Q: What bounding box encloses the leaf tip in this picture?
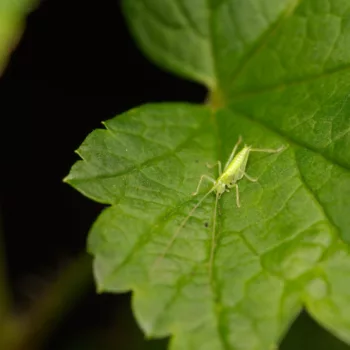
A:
[62,172,75,185]
[74,149,82,158]
[62,173,72,184]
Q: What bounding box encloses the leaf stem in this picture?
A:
[205,88,225,110]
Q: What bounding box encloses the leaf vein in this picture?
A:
[233,63,350,99]
[232,108,350,172]
[229,0,302,90]
[75,124,206,183]
[292,150,340,244]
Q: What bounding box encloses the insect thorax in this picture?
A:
[214,180,226,196]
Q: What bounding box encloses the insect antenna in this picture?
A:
[152,187,215,270]
[209,191,220,280]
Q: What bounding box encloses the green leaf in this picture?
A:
[0,0,39,76]
[122,0,215,88]
[66,0,350,349]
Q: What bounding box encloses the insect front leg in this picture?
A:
[192,175,216,196]
[227,182,240,207]
[234,184,240,208]
[206,160,222,176]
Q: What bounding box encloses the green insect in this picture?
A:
[154,136,286,276]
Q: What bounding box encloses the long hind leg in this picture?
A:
[243,172,258,182]
[250,145,285,154]
[247,144,285,182]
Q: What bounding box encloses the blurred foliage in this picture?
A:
[0,0,39,75]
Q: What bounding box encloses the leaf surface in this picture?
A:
[66,0,350,349]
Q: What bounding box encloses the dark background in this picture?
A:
[0,0,348,349]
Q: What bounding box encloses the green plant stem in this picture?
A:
[205,88,225,110]
[1,252,93,350]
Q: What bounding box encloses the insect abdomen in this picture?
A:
[221,147,249,184]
